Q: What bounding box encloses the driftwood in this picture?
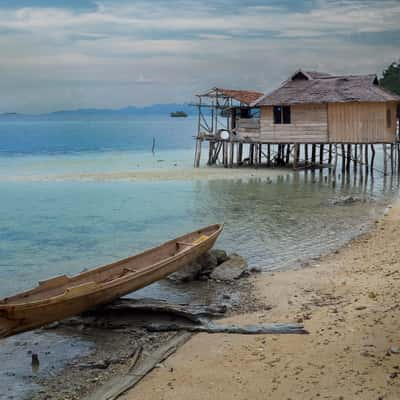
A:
[84,332,192,400]
[127,346,142,372]
[145,320,308,335]
[93,298,228,323]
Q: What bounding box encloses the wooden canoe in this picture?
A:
[0,224,223,339]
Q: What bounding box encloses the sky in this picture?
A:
[0,0,399,113]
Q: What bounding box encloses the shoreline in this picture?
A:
[119,201,400,400]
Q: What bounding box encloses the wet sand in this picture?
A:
[0,166,288,182]
[121,202,400,400]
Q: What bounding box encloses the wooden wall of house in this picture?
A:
[258,104,328,143]
[328,102,397,143]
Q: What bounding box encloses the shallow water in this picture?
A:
[0,170,397,299]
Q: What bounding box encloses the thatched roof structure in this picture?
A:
[198,87,264,106]
[253,70,400,106]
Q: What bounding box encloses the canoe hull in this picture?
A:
[0,225,221,338]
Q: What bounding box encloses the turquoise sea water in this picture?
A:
[0,116,399,399]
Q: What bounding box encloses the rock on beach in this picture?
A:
[210,254,248,282]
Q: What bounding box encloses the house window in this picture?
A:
[273,105,291,124]
[387,108,392,129]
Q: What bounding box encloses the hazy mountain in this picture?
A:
[0,104,197,119]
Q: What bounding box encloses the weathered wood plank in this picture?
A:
[84,332,192,400]
[93,298,228,323]
[145,320,308,335]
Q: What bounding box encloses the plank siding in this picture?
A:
[328,102,397,143]
[235,102,397,143]
[258,104,328,143]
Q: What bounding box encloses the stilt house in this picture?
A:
[251,70,399,144]
[194,70,400,172]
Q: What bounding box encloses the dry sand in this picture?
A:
[121,202,400,400]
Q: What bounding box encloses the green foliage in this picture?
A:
[380,61,400,95]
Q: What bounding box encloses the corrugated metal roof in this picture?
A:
[254,71,400,106]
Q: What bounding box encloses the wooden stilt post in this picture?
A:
[229,142,234,168]
[258,144,262,164]
[334,144,338,173]
[319,144,324,166]
[390,143,394,174]
[293,144,299,169]
[223,141,228,168]
[285,145,291,165]
[267,144,271,166]
[194,138,202,168]
[213,141,222,164]
[237,143,243,165]
[277,144,282,165]
[341,144,345,173]
[254,144,259,166]
[359,144,363,175]
[364,144,369,173]
[304,144,308,166]
[249,144,254,165]
[328,144,332,165]
[346,144,351,172]
[383,144,388,176]
[397,143,400,173]
[370,144,375,173]
[354,145,358,171]
[207,141,214,165]
[311,144,316,165]
[297,144,300,165]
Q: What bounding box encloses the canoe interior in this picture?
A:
[0,224,221,306]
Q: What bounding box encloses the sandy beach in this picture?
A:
[119,202,400,400]
[0,166,289,182]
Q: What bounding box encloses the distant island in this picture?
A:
[0,103,197,120]
[170,111,188,117]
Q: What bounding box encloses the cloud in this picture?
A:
[0,0,398,112]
